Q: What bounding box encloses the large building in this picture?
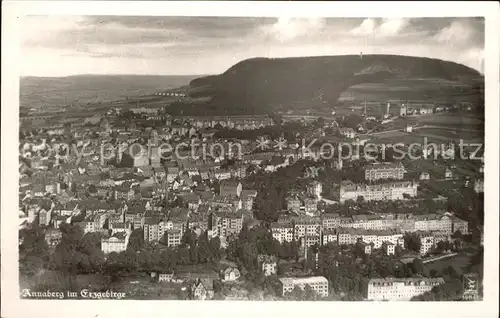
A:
[293,217,321,241]
[211,210,244,238]
[279,276,329,297]
[366,277,445,301]
[219,180,242,198]
[365,162,406,182]
[271,221,294,243]
[419,232,435,256]
[335,228,404,249]
[306,181,323,199]
[172,115,274,131]
[413,214,452,235]
[451,216,469,234]
[339,180,418,203]
[101,231,131,254]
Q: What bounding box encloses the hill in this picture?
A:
[186,55,483,112]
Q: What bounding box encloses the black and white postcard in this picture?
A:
[1,2,499,318]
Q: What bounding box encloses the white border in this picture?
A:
[2,2,499,318]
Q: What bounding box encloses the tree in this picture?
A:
[411,258,424,275]
[404,233,421,253]
[197,231,212,263]
[434,241,446,254]
[181,229,195,246]
[127,229,144,252]
[176,245,191,265]
[209,236,221,260]
[290,240,300,262]
[19,227,49,278]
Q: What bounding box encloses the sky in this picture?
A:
[20,16,485,77]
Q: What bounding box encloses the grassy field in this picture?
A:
[424,253,472,275]
[416,113,484,127]
[414,128,483,143]
[371,133,445,146]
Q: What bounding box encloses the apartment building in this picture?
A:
[302,235,321,248]
[279,276,329,297]
[322,228,338,245]
[271,221,294,243]
[306,181,323,199]
[382,241,396,256]
[451,216,469,234]
[211,210,244,238]
[419,232,435,256]
[258,254,278,276]
[38,208,52,226]
[365,162,406,182]
[219,180,242,198]
[366,277,445,301]
[321,213,341,230]
[339,180,418,203]
[143,217,164,242]
[101,231,131,254]
[286,196,302,213]
[336,228,404,249]
[413,214,452,235]
[110,222,132,235]
[165,229,182,247]
[293,217,321,241]
[143,215,186,243]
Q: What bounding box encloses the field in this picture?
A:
[370,132,445,146]
[413,128,483,143]
[423,252,472,275]
[20,75,198,111]
[342,77,483,104]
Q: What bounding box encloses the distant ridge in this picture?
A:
[188,54,483,110]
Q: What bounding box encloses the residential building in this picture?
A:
[279,276,329,297]
[165,229,182,247]
[157,273,174,283]
[191,278,215,300]
[271,221,294,243]
[101,231,131,254]
[211,210,244,238]
[219,180,242,198]
[413,214,452,235]
[366,277,445,301]
[382,241,396,256]
[365,162,406,181]
[221,267,241,282]
[445,168,453,180]
[451,216,469,234]
[419,232,435,256]
[306,181,322,199]
[322,229,338,245]
[339,180,418,203]
[293,217,321,241]
[143,217,164,242]
[38,208,52,226]
[357,240,372,254]
[419,172,430,180]
[339,128,356,139]
[258,255,278,276]
[321,213,340,230]
[286,196,302,213]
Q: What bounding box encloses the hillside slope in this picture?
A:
[188,55,482,110]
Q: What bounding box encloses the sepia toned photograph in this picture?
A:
[2,2,499,318]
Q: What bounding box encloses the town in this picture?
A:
[19,98,484,301]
